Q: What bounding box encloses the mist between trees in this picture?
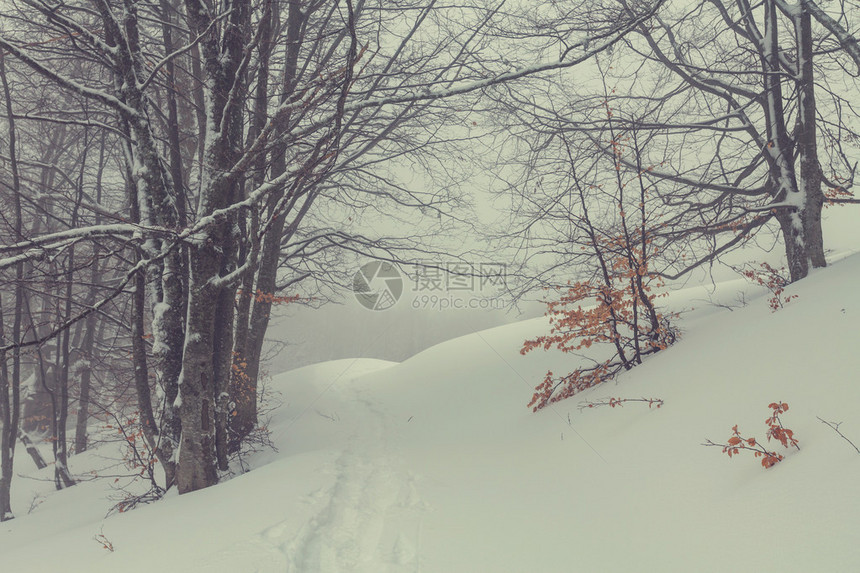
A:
[0,0,857,518]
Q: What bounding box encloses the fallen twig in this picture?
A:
[578,397,664,411]
[817,417,860,455]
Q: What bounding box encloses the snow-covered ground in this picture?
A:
[2,252,860,572]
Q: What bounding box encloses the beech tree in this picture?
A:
[0,0,664,516]
[492,0,860,290]
[621,0,860,282]
[484,1,860,411]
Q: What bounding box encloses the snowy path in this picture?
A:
[261,370,428,573]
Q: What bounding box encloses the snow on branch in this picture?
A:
[801,0,860,74]
[0,223,173,270]
[0,38,139,118]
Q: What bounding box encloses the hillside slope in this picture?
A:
[2,255,859,572]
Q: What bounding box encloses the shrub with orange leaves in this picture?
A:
[522,239,677,412]
[765,401,799,450]
[738,262,797,311]
[522,104,679,412]
[705,401,800,468]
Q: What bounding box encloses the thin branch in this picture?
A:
[138,10,230,92]
[578,397,664,411]
[817,417,860,455]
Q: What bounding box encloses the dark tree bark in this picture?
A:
[73,133,108,455]
[0,298,13,521]
[17,429,46,470]
[0,53,24,520]
[794,5,826,271]
[176,0,251,492]
[230,0,302,451]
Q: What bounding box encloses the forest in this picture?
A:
[1,0,859,530]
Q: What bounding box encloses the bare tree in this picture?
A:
[493,0,860,293]
[0,0,663,506]
[604,0,860,281]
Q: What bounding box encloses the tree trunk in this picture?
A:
[54,247,77,490]
[795,5,827,271]
[74,133,108,455]
[177,242,222,493]
[213,215,240,470]
[17,429,46,470]
[234,211,286,443]
[73,312,96,455]
[0,302,13,521]
[0,51,21,522]
[759,0,809,282]
[231,0,304,448]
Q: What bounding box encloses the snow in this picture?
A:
[150,302,171,356]
[3,254,860,571]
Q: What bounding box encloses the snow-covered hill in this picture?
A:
[2,253,860,572]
